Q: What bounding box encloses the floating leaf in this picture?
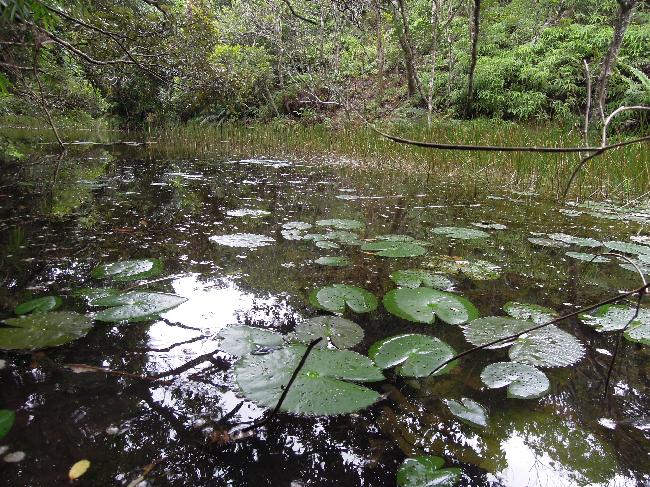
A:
[281,229,304,240]
[90,258,163,281]
[548,233,601,248]
[528,237,569,248]
[209,233,275,249]
[624,322,650,345]
[226,209,270,218]
[0,410,15,440]
[93,292,187,323]
[234,345,383,416]
[480,362,550,399]
[316,219,364,230]
[377,234,430,246]
[442,398,488,428]
[508,326,585,367]
[14,296,62,315]
[315,240,340,250]
[566,251,609,263]
[389,269,453,290]
[68,459,91,480]
[293,316,364,349]
[309,285,378,314]
[216,325,285,356]
[429,256,501,281]
[74,288,119,305]
[463,317,533,349]
[369,334,457,377]
[383,288,478,325]
[432,226,490,240]
[503,302,558,325]
[580,305,650,333]
[314,256,351,267]
[473,222,507,230]
[396,456,461,487]
[325,231,364,246]
[0,312,93,350]
[361,241,426,258]
[603,241,650,255]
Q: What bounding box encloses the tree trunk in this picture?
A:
[376,0,385,105]
[465,0,481,117]
[427,0,440,125]
[594,0,637,121]
[391,0,422,101]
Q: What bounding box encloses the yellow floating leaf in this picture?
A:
[69,459,91,480]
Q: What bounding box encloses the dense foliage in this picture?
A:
[0,0,648,128]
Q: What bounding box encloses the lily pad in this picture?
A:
[473,222,507,230]
[226,209,271,218]
[383,288,478,325]
[91,258,163,281]
[528,237,569,248]
[216,325,284,356]
[314,256,351,267]
[580,305,650,333]
[74,288,119,305]
[463,317,533,349]
[624,321,650,345]
[432,226,490,240]
[309,285,378,314]
[369,334,457,377]
[325,231,364,246]
[508,325,585,367]
[396,456,462,487]
[603,241,650,255]
[503,302,558,325]
[209,233,275,249]
[361,241,426,258]
[566,251,610,263]
[442,398,488,428]
[316,219,364,230]
[429,256,501,281]
[93,292,187,323]
[480,362,550,399]
[315,240,340,250]
[14,296,62,315]
[234,344,383,416]
[0,312,93,350]
[281,229,305,240]
[548,233,601,248]
[293,316,364,349]
[389,269,454,290]
[0,410,15,440]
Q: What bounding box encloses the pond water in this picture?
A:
[0,138,649,486]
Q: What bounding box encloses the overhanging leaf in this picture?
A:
[90,258,163,281]
[0,312,93,350]
[508,326,585,367]
[463,316,532,349]
[0,410,15,440]
[309,285,378,314]
[396,456,461,487]
[442,398,488,428]
[369,334,457,377]
[93,292,187,323]
[389,270,454,290]
[293,316,364,349]
[480,362,550,399]
[14,296,62,315]
[383,288,478,325]
[217,325,285,356]
[361,241,426,258]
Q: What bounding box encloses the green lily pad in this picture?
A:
[0,410,15,440]
[90,258,163,281]
[508,325,585,367]
[0,312,93,350]
[14,296,62,315]
[282,221,313,230]
[429,256,501,281]
[361,241,426,258]
[316,219,364,230]
[432,226,490,240]
[396,456,462,487]
[377,234,430,246]
[473,222,507,230]
[442,397,488,428]
[314,256,351,267]
[463,317,533,349]
[216,325,285,356]
[566,251,610,263]
[580,305,650,333]
[389,270,454,290]
[603,241,650,255]
[548,233,601,248]
[209,233,275,249]
[480,362,550,399]
[528,237,569,248]
[315,240,340,250]
[325,231,364,246]
[74,288,119,305]
[281,229,305,240]
[309,285,378,314]
[93,292,187,323]
[234,344,383,416]
[624,321,650,345]
[383,288,478,325]
[503,302,558,325]
[293,316,364,349]
[226,209,271,218]
[369,334,457,377]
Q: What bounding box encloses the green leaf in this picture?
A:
[528,237,569,248]
[361,241,426,258]
[316,219,364,230]
[369,334,457,377]
[432,226,490,239]
[314,256,351,267]
[429,256,501,280]
[315,240,340,250]
[463,316,533,349]
[0,410,16,440]
[234,345,383,416]
[309,285,378,314]
[282,221,313,230]
[603,241,650,255]
[580,305,650,335]
[93,292,187,323]
[209,233,275,249]
[91,258,163,281]
[383,288,478,325]
[472,222,507,230]
[293,316,364,349]
[480,362,550,399]
[226,209,271,218]
[325,231,364,246]
[14,296,62,315]
[548,233,601,248]
[0,312,93,350]
[390,269,454,290]
[216,325,284,356]
[624,321,650,345]
[442,397,488,428]
[396,456,462,487]
[73,288,119,305]
[566,251,609,263]
[508,326,585,367]
[503,302,558,325]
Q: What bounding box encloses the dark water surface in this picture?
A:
[0,142,649,486]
